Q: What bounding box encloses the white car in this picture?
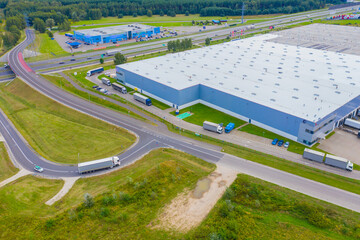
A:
[284,142,290,148]
[105,72,110,76]
[34,165,44,172]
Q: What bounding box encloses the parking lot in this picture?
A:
[318,129,360,165]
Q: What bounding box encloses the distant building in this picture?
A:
[73,24,160,44]
[116,32,360,146]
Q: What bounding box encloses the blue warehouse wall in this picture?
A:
[199,85,302,138]
[116,67,199,107]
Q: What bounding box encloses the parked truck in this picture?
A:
[102,77,111,86]
[87,67,104,77]
[324,154,353,171]
[112,82,127,94]
[303,148,325,163]
[78,156,120,174]
[203,121,223,134]
[225,123,235,133]
[133,93,152,106]
[344,118,360,130]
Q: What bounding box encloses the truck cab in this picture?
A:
[217,126,223,134]
[346,161,353,171]
[146,99,152,106]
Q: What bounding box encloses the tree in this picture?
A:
[159,10,164,16]
[59,20,71,31]
[46,18,55,29]
[33,18,46,33]
[71,11,79,22]
[100,58,104,64]
[205,37,211,46]
[147,10,152,17]
[118,13,123,18]
[88,9,102,20]
[133,12,137,17]
[185,11,189,16]
[167,10,176,17]
[114,52,127,65]
[192,20,195,25]
[47,30,53,38]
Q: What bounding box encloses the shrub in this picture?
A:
[45,219,55,229]
[100,207,110,218]
[83,193,94,208]
[118,191,131,203]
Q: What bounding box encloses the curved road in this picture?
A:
[4,25,360,212]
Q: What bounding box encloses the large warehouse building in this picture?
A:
[73,24,160,44]
[116,31,360,146]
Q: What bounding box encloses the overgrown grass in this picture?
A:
[0,148,215,239]
[0,142,18,181]
[0,79,136,164]
[170,103,246,128]
[189,174,360,239]
[26,33,69,62]
[320,19,360,27]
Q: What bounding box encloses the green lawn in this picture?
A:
[0,142,18,182]
[320,19,360,27]
[0,79,136,164]
[26,33,69,62]
[0,148,215,239]
[239,124,335,155]
[190,174,360,240]
[170,103,246,128]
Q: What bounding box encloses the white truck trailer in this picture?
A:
[102,77,111,86]
[78,156,120,174]
[133,93,152,106]
[324,154,353,171]
[203,121,223,134]
[302,148,325,163]
[344,118,360,130]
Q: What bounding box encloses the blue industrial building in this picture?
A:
[116,34,360,146]
[73,24,160,44]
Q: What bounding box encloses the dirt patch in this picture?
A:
[152,165,238,232]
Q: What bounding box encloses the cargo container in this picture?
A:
[102,77,111,86]
[303,148,325,163]
[78,156,120,174]
[87,67,104,77]
[344,118,360,130]
[112,82,127,94]
[225,123,235,133]
[133,93,152,106]
[324,154,353,171]
[203,121,223,134]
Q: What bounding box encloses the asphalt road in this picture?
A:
[5,9,360,212]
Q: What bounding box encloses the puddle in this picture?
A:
[192,178,212,199]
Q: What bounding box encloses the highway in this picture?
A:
[4,6,360,212]
[0,4,355,79]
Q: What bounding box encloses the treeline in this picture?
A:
[2,0,345,21]
[167,38,192,52]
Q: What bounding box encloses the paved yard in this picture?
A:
[318,129,360,164]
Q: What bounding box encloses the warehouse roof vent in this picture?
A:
[292,96,299,99]
[335,91,341,94]
[270,98,276,102]
[234,87,239,90]
[293,88,299,91]
[219,82,224,85]
[251,92,256,96]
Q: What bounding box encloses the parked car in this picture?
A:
[92,85,98,89]
[96,87,102,91]
[59,62,65,64]
[70,58,76,61]
[34,165,44,173]
[105,72,110,76]
[278,140,284,147]
[87,57,92,59]
[284,141,290,148]
[272,138,278,145]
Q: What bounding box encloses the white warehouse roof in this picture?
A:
[119,34,360,122]
[75,24,154,36]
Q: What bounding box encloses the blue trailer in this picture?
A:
[87,67,104,77]
[225,123,235,133]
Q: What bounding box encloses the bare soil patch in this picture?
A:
[152,165,238,232]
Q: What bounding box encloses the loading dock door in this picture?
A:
[128,31,132,39]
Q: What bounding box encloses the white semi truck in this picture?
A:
[203,121,223,134]
[324,154,353,171]
[302,148,325,163]
[78,156,120,174]
[344,118,360,130]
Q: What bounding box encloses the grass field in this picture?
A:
[0,148,215,239]
[26,33,69,62]
[170,103,246,128]
[0,142,18,182]
[320,19,360,27]
[190,174,360,239]
[0,79,136,164]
